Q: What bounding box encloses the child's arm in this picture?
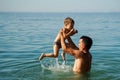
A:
[64,29,78,38]
[69,29,78,36]
[60,29,78,49]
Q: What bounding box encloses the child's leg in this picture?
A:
[61,51,66,65]
[39,44,59,60]
[61,42,69,61]
[61,51,66,61]
[53,44,59,57]
[39,53,54,60]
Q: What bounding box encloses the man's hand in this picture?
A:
[60,28,67,39]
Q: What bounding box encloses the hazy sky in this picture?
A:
[0,0,120,12]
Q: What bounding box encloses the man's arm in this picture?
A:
[60,30,75,56]
[67,37,78,49]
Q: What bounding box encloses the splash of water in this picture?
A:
[40,58,72,72]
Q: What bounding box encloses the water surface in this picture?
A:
[0,12,120,80]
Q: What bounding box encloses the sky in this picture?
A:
[0,0,120,12]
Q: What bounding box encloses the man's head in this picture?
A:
[64,17,75,30]
[79,36,93,51]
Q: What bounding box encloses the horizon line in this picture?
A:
[0,11,120,13]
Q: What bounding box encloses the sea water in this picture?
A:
[0,12,120,80]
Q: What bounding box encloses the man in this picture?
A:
[60,29,93,74]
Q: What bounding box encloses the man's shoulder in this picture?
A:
[75,52,92,58]
[73,50,82,58]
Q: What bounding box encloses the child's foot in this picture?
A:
[39,53,44,60]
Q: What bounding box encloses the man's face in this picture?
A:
[78,39,85,51]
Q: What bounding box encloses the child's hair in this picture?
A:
[80,36,93,50]
[64,17,75,27]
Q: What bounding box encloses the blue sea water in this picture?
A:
[0,12,120,80]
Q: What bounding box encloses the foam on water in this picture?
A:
[40,58,72,72]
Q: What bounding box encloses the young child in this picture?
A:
[39,17,78,61]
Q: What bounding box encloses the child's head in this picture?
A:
[64,17,75,30]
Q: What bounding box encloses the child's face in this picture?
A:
[65,23,73,30]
